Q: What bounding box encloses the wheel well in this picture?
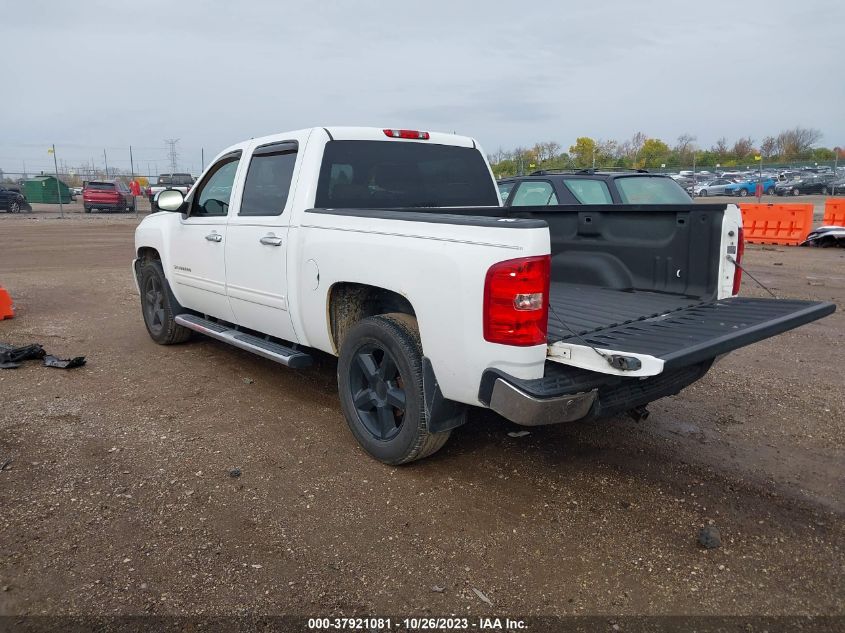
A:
[328,282,416,353]
[137,246,160,262]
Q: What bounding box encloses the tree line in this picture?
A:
[488,127,843,176]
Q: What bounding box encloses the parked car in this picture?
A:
[133,126,834,465]
[830,178,845,195]
[83,180,136,213]
[723,178,777,197]
[0,185,26,213]
[775,175,836,196]
[695,178,736,197]
[497,170,692,206]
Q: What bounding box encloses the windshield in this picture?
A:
[158,174,193,186]
[86,182,115,190]
[315,140,498,208]
[615,176,692,204]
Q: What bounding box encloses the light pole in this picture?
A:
[834,147,841,195]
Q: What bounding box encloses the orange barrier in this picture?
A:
[823,198,845,226]
[0,286,14,320]
[738,203,814,246]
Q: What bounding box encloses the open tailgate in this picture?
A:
[547,295,835,376]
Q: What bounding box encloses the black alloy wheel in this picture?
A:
[143,273,166,337]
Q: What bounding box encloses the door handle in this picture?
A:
[259,235,283,246]
[205,233,222,242]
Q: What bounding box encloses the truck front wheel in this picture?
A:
[337,313,452,465]
[138,259,191,345]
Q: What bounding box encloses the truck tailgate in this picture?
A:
[547,287,835,373]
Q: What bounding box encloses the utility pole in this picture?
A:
[103,149,109,178]
[164,138,180,174]
[201,147,204,173]
[130,145,137,218]
[51,144,64,219]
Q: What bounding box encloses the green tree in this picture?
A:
[637,138,671,168]
[569,137,597,168]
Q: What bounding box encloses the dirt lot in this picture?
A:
[0,210,843,620]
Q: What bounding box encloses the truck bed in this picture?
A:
[547,283,703,341]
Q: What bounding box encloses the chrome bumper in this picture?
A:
[488,378,597,426]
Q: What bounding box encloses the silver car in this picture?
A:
[695,178,735,197]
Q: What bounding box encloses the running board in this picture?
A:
[175,314,313,369]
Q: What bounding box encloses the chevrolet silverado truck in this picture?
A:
[133,126,835,465]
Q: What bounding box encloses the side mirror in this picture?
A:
[157,189,185,212]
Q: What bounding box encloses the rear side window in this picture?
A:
[240,143,297,216]
[562,179,612,204]
[497,181,515,202]
[86,182,115,190]
[509,181,558,206]
[615,176,692,204]
[315,140,498,208]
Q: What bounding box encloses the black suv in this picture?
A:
[497,169,692,207]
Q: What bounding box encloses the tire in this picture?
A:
[9,200,20,214]
[738,188,748,197]
[337,313,453,465]
[138,259,191,345]
[822,186,829,195]
[698,190,707,197]
[792,188,800,196]
[766,186,775,195]
[83,205,91,213]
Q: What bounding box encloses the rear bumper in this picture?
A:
[480,361,713,427]
[488,378,597,426]
[85,201,130,209]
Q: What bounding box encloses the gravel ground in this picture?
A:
[0,212,842,620]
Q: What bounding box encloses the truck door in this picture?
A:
[224,140,299,342]
[168,152,241,322]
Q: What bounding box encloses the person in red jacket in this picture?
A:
[129,180,141,197]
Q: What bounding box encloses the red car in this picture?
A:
[83,180,136,213]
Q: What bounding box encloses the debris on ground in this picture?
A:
[698,526,722,549]
[507,431,531,438]
[228,468,242,478]
[472,588,493,606]
[0,342,85,370]
[801,225,845,248]
[431,585,445,593]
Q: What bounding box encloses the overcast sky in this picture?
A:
[3,0,843,176]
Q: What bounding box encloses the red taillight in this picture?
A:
[383,129,430,140]
[732,226,745,295]
[484,255,550,346]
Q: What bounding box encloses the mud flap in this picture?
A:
[422,357,467,434]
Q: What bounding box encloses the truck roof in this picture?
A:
[218,126,478,159]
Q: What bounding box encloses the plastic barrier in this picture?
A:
[0,286,14,320]
[738,203,814,246]
[823,199,845,226]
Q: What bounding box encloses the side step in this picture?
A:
[175,314,313,369]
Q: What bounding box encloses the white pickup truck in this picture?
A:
[133,126,835,464]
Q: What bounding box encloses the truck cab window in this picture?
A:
[240,148,297,216]
[509,181,557,206]
[192,157,240,216]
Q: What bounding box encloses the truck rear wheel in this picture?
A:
[337,313,452,465]
[138,259,191,345]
